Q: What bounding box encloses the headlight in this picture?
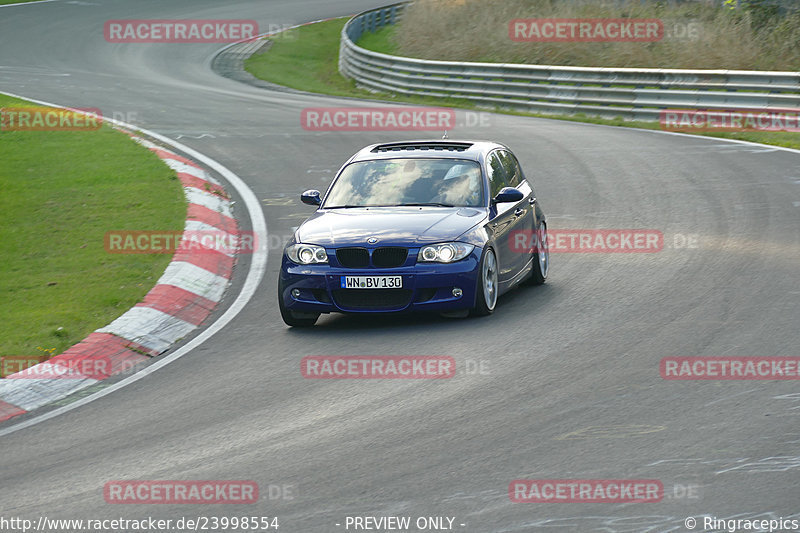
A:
[286,243,328,264]
[417,242,474,263]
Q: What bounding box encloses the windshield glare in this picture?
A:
[323,158,484,208]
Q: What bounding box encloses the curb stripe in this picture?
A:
[178,172,228,197]
[187,203,238,234]
[182,220,239,258]
[0,378,98,411]
[57,332,157,358]
[137,285,218,326]
[0,401,26,423]
[149,148,201,169]
[50,333,152,377]
[172,238,236,278]
[154,261,231,303]
[98,307,198,355]
[0,91,265,436]
[185,188,233,217]
[164,159,222,185]
[7,333,151,379]
[0,132,238,423]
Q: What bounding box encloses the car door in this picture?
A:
[485,150,519,284]
[497,149,535,278]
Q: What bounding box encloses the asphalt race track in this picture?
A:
[1,1,799,531]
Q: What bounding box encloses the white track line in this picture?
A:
[0,90,268,437]
[0,0,58,8]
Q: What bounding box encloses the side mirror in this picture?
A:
[493,187,524,204]
[301,189,321,206]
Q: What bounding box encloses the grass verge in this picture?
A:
[396,0,800,70]
[0,95,186,361]
[0,0,43,4]
[244,19,800,151]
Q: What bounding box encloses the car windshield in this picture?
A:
[323,158,484,208]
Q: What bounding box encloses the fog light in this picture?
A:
[452,287,463,298]
[291,289,301,299]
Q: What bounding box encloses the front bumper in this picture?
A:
[279,250,482,314]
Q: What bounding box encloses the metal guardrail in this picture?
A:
[339,3,800,121]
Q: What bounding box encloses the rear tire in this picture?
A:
[278,280,319,327]
[471,247,498,317]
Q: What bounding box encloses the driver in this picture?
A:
[434,164,481,206]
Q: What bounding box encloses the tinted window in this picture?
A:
[486,152,509,198]
[324,158,483,208]
[497,150,522,187]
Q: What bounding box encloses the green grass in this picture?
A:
[0,0,42,4]
[395,0,800,70]
[356,25,396,55]
[245,18,369,98]
[0,95,186,359]
[245,19,468,108]
[244,19,800,151]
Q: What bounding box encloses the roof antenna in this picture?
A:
[442,130,448,139]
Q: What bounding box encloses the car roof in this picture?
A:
[349,140,509,163]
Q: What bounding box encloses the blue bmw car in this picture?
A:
[278,140,549,327]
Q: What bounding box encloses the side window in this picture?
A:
[497,150,522,187]
[486,152,509,198]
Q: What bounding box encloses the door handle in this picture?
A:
[529,197,536,205]
[514,208,525,217]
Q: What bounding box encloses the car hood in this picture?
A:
[295,207,485,247]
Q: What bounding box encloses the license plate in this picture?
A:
[341,276,403,289]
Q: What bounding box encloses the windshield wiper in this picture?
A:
[398,202,455,207]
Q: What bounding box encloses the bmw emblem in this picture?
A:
[367,237,378,244]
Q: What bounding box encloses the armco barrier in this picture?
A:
[339,2,800,121]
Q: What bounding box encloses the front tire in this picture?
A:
[278,280,319,327]
[526,222,549,285]
[471,247,498,316]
